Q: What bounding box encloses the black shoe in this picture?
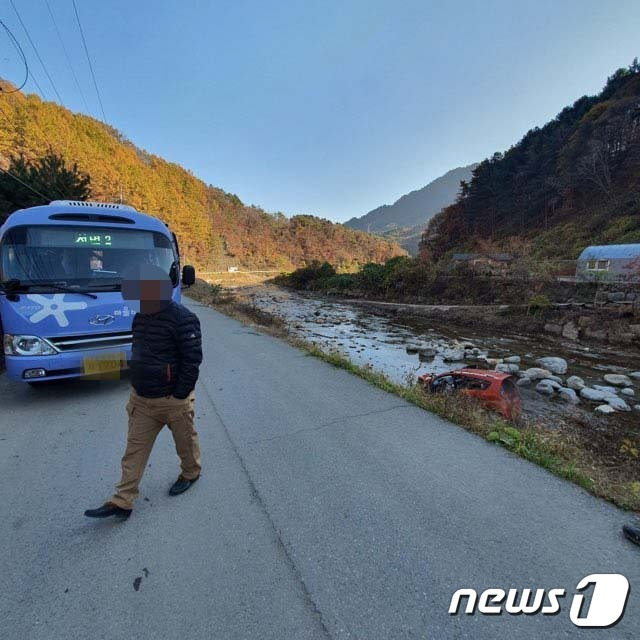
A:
[169,475,199,496]
[623,524,640,547]
[84,502,132,519]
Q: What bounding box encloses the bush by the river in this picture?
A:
[276,256,596,305]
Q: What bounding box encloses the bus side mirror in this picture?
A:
[182,265,195,287]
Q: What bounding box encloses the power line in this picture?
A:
[24,61,49,98]
[44,0,92,115]
[1,19,49,99]
[71,0,107,123]
[0,19,28,93]
[1,15,49,99]
[9,0,64,104]
[0,29,50,153]
[0,166,51,200]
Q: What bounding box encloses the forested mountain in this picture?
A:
[0,85,403,270]
[420,62,640,261]
[345,164,477,233]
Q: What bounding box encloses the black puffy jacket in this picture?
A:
[129,301,203,399]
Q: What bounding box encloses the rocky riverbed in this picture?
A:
[243,286,640,427]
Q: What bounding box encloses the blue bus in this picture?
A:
[0,200,195,383]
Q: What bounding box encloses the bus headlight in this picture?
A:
[3,335,57,356]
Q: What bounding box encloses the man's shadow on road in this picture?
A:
[2,371,132,408]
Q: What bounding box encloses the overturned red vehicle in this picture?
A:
[418,368,522,420]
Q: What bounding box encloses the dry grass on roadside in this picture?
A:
[199,271,280,288]
[187,279,640,512]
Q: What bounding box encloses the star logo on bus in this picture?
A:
[26,294,88,328]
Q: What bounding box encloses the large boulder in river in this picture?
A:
[603,373,633,387]
[606,396,631,411]
[535,357,568,375]
[580,387,613,402]
[523,367,553,380]
[593,385,619,395]
[441,348,465,362]
[595,404,615,415]
[558,387,580,404]
[535,381,556,396]
[566,375,585,391]
[621,388,635,397]
[630,372,640,380]
[496,363,519,373]
[504,355,521,364]
[516,377,531,387]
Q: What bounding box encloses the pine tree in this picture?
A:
[0,152,91,223]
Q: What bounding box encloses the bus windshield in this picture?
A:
[0,225,177,291]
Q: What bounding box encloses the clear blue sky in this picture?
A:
[2,0,640,222]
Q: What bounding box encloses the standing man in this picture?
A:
[85,264,203,520]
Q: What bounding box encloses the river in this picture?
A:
[243,286,640,426]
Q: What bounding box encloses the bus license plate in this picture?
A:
[83,352,127,377]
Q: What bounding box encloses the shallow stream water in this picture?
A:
[245,287,640,424]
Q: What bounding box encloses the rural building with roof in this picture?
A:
[576,244,640,283]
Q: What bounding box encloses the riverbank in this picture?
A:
[338,295,640,350]
[188,279,640,511]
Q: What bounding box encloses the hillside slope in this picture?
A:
[375,224,425,256]
[0,87,403,269]
[345,164,477,234]
[420,63,640,261]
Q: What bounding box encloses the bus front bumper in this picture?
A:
[4,346,132,382]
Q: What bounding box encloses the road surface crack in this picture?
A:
[245,404,412,445]
[200,381,334,640]
[321,404,413,426]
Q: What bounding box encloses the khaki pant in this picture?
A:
[110,390,201,510]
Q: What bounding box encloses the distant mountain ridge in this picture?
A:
[345,164,477,235]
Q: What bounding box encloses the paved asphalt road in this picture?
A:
[1,297,638,639]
